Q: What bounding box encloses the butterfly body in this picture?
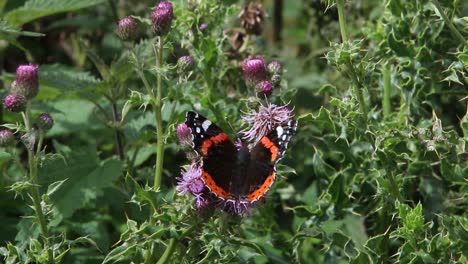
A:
[185,111,296,206]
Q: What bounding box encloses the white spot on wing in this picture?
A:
[276,126,284,137]
[202,120,212,131]
[196,127,201,133]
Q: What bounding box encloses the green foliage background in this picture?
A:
[0,0,467,263]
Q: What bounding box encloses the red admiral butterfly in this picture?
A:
[185,111,297,208]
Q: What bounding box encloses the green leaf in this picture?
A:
[38,147,123,218]
[0,19,44,38]
[5,0,107,27]
[0,151,12,162]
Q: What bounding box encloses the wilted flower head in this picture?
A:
[176,163,205,196]
[3,93,26,112]
[267,61,282,74]
[242,57,266,85]
[242,102,294,143]
[37,113,54,131]
[271,74,282,86]
[177,55,195,73]
[256,80,273,97]
[117,17,138,40]
[177,122,192,146]
[151,1,173,36]
[0,129,14,146]
[11,64,39,99]
[239,2,265,35]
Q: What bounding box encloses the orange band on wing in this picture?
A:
[260,137,279,162]
[200,133,228,155]
[201,170,229,199]
[246,172,275,202]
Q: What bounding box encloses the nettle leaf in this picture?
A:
[38,147,123,218]
[39,64,101,92]
[0,19,44,38]
[5,0,107,27]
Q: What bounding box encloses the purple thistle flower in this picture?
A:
[0,129,14,146]
[267,61,282,74]
[194,193,209,209]
[117,17,138,40]
[151,1,173,36]
[242,57,266,85]
[176,163,205,196]
[242,101,294,143]
[177,55,195,73]
[37,113,54,131]
[199,23,208,31]
[11,64,39,99]
[176,122,192,146]
[234,138,244,151]
[3,93,26,112]
[256,80,273,97]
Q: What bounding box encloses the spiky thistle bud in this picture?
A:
[0,129,14,146]
[242,57,266,85]
[177,55,195,73]
[37,113,54,131]
[117,17,138,40]
[151,1,173,36]
[256,80,273,97]
[10,64,39,99]
[176,122,192,146]
[267,61,282,74]
[3,93,26,112]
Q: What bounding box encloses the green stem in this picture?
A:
[22,103,55,264]
[336,0,367,124]
[382,63,391,117]
[153,36,165,191]
[336,0,348,42]
[387,171,404,203]
[431,0,466,45]
[156,238,176,264]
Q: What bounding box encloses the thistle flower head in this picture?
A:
[11,64,39,99]
[242,57,266,85]
[176,163,205,196]
[199,23,208,31]
[177,55,195,73]
[176,122,192,146]
[117,17,138,40]
[267,61,282,74]
[242,102,294,143]
[256,80,273,97]
[0,129,14,146]
[239,2,265,35]
[151,1,173,36]
[3,93,26,112]
[37,113,54,131]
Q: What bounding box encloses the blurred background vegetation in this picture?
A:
[0,0,467,263]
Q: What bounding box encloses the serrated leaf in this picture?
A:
[38,147,123,218]
[5,0,107,27]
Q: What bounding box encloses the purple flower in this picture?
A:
[242,57,266,85]
[0,129,14,146]
[256,80,273,97]
[267,61,282,74]
[176,163,205,196]
[117,17,138,40]
[37,113,54,131]
[194,193,209,209]
[3,93,26,112]
[199,23,208,31]
[242,102,294,143]
[234,138,244,150]
[11,64,39,99]
[176,122,192,146]
[177,55,195,73]
[151,1,173,36]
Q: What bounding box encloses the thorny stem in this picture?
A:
[153,36,165,192]
[336,0,367,124]
[431,0,467,45]
[22,103,55,264]
[383,63,391,117]
[157,223,200,264]
[111,102,125,160]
